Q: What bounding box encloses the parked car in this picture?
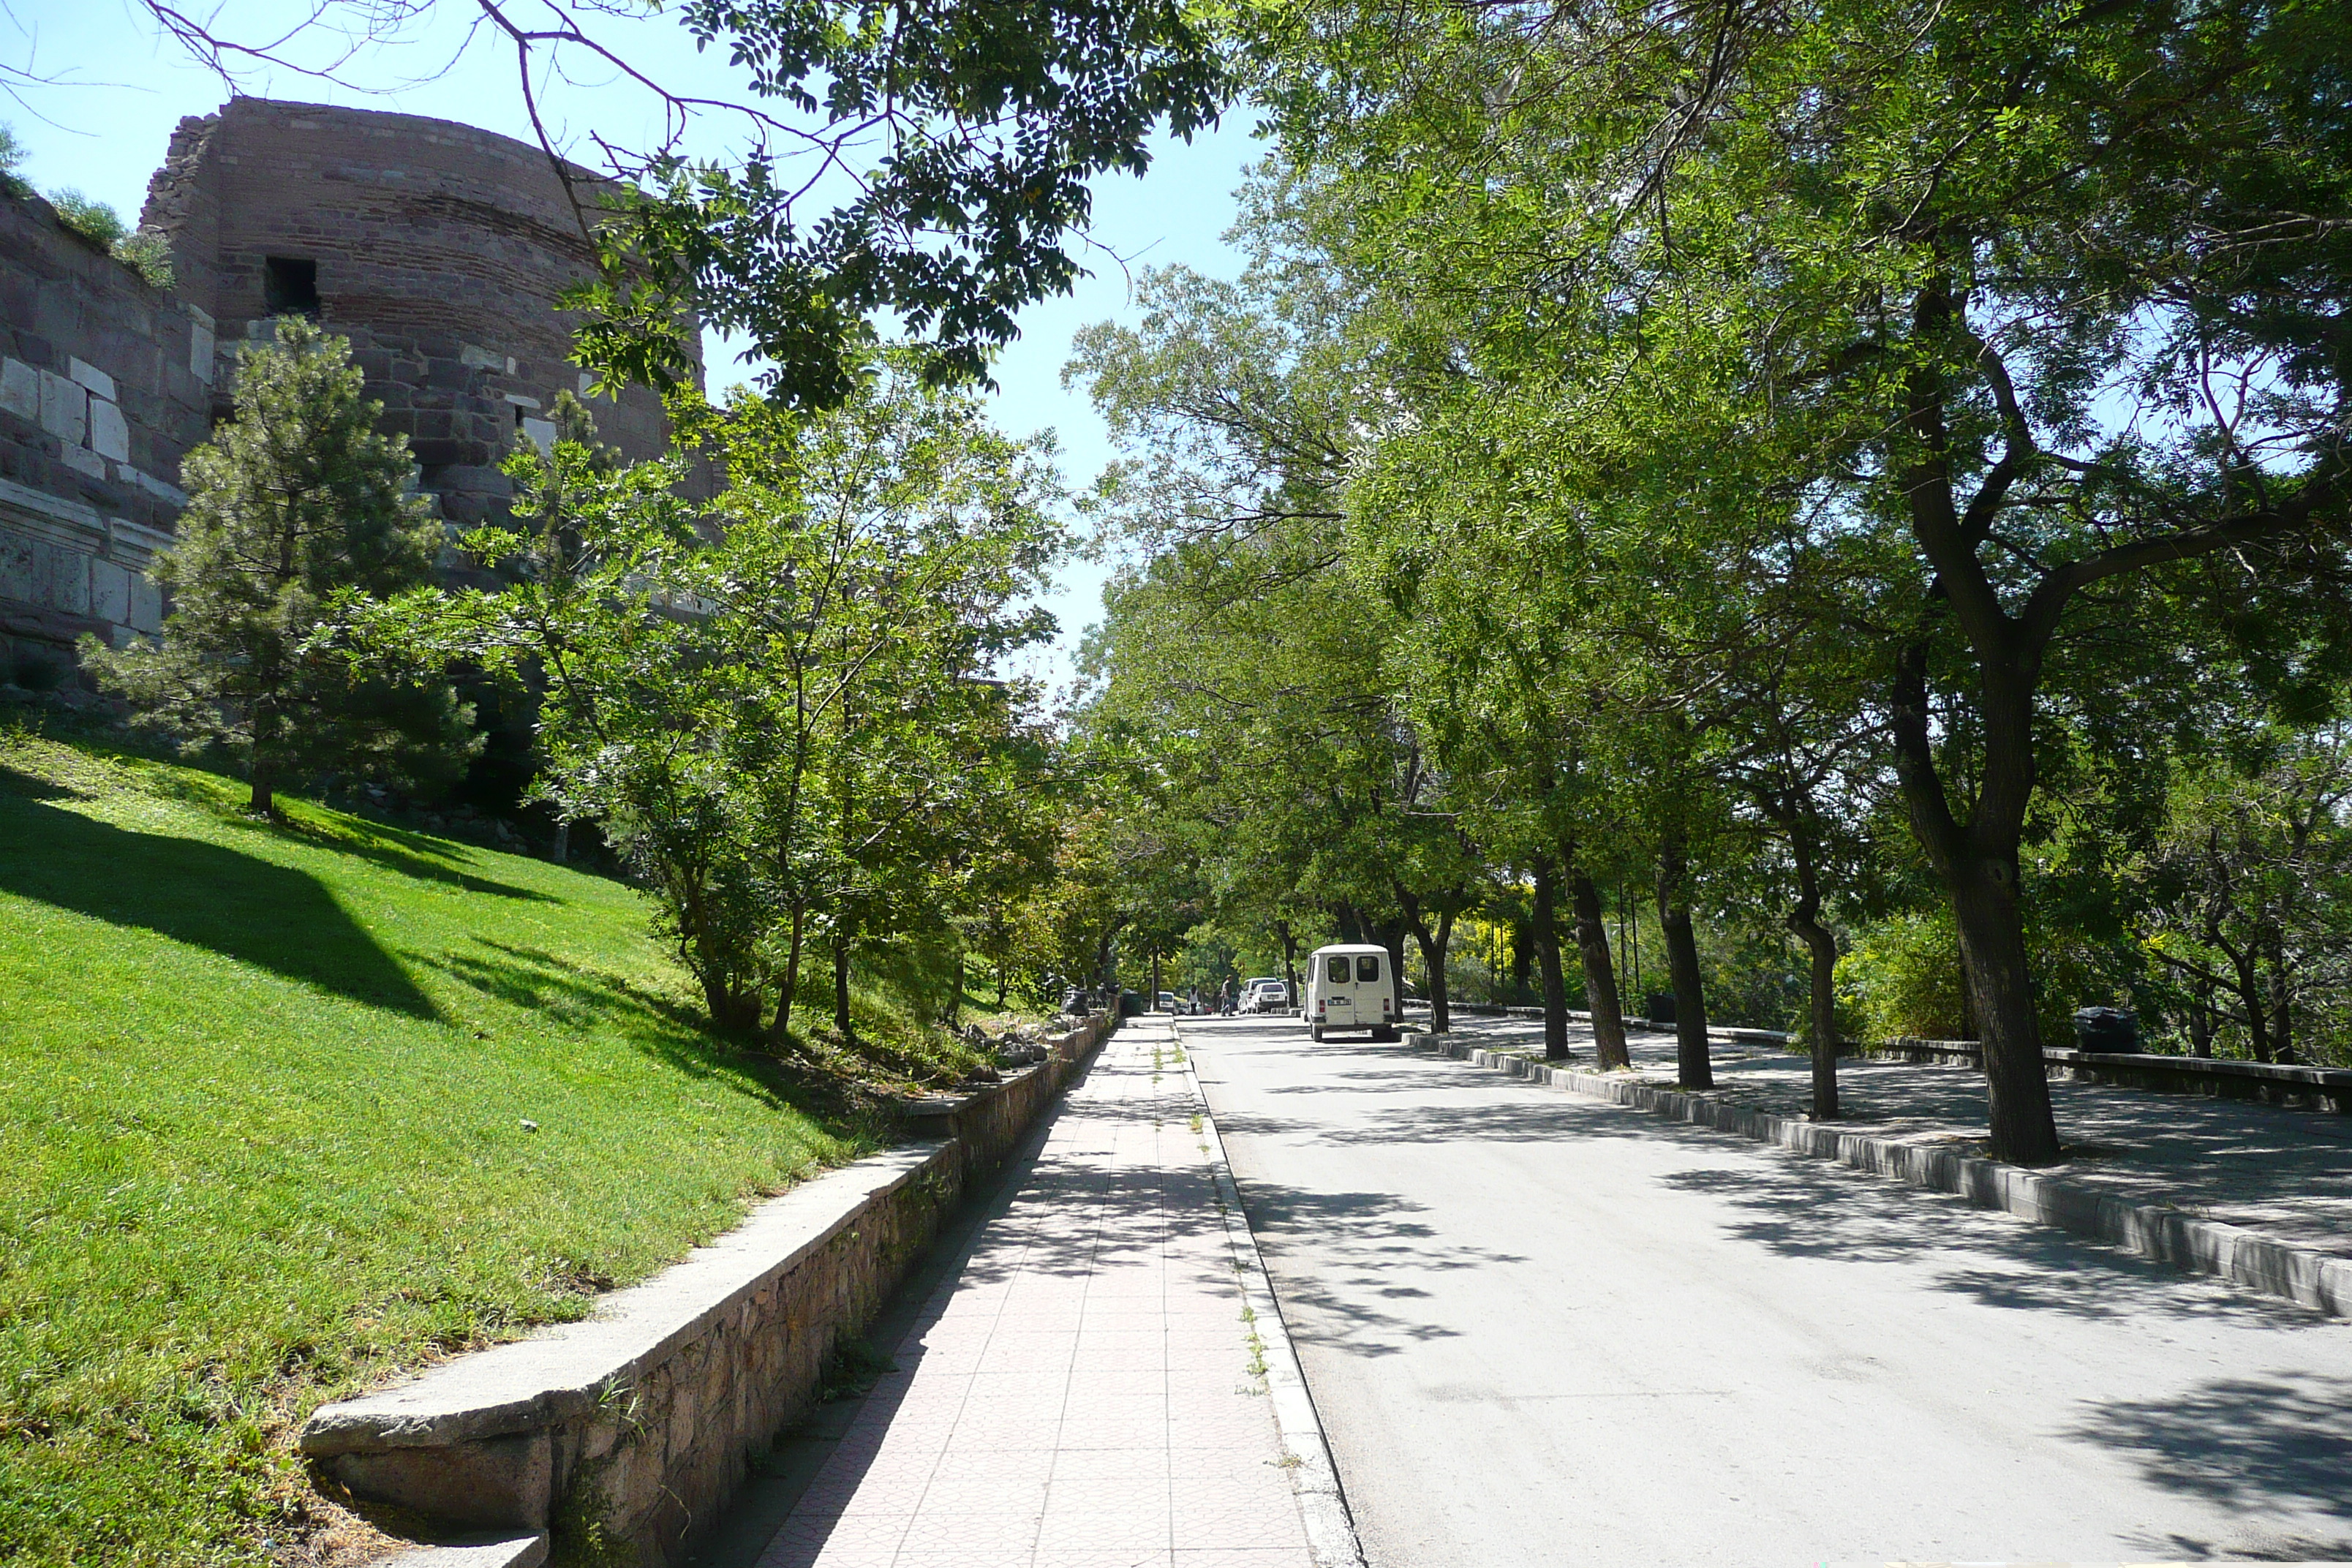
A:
[1156,991,1180,1014]
[1303,944,1397,1041]
[1241,979,1291,1014]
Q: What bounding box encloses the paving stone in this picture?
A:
[755,1021,1313,1566]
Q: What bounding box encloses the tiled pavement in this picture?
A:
[755,1016,1316,1568]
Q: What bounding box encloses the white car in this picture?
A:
[1241,979,1290,1014]
[1303,944,1397,1041]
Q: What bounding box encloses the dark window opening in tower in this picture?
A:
[263,257,319,316]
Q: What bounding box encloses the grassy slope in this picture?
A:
[0,729,875,1565]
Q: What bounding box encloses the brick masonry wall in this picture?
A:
[0,192,210,674]
[0,97,712,677]
[141,98,702,527]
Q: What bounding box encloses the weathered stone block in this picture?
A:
[89,398,130,462]
[29,539,89,616]
[68,357,116,401]
[0,358,36,422]
[89,557,131,624]
[127,570,162,634]
[37,369,84,445]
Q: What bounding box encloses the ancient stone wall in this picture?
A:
[0,97,708,679]
[140,98,698,527]
[0,192,210,676]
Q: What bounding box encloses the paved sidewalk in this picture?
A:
[1436,1013,2352,1259]
[755,1016,1317,1568]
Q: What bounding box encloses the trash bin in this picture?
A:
[1645,992,1676,1026]
[2073,1006,2137,1052]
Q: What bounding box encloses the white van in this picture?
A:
[1305,943,1398,1041]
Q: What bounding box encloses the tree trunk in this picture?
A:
[1890,632,2063,1164]
[1429,908,1455,1034]
[248,689,279,817]
[551,822,569,864]
[2187,984,2214,1058]
[832,929,854,1042]
[1395,883,1460,1035]
[2222,938,2272,1061]
[1531,860,1569,1060]
[767,902,807,1045]
[1275,922,1299,1003]
[1784,823,1841,1120]
[248,711,276,815]
[2265,933,2296,1065]
[1570,864,1630,1070]
[1946,859,2062,1161]
[1654,842,1712,1089]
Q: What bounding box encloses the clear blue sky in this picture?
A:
[1,0,1259,690]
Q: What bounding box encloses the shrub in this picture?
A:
[1836,910,1970,1042]
[110,230,174,288]
[46,188,127,249]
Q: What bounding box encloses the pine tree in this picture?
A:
[84,317,475,815]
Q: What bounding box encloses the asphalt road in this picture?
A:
[1178,1014,2352,1567]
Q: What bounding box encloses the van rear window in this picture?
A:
[1356,954,1381,982]
[1326,956,1350,984]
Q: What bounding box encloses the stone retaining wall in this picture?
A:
[302,1012,1110,1564]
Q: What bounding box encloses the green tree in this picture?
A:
[374,363,1065,1038]
[84,317,472,816]
[1255,0,2352,1163]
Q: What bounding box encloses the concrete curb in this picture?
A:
[1175,1027,1369,1568]
[381,1537,546,1568]
[1407,1032,2352,1322]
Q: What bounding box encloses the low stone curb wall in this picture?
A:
[1865,1039,2352,1113]
[306,1012,1110,1564]
[382,1538,545,1568]
[1407,1032,2352,1322]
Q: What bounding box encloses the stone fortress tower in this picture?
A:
[0,97,704,678]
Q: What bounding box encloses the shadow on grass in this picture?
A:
[278,815,559,905]
[415,938,875,1132]
[0,785,437,1018]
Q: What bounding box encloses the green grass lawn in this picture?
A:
[0,724,890,1564]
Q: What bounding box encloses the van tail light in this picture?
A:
[1382,997,1391,1011]
[1316,1002,1325,1016]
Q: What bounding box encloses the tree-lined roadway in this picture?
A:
[1182,1016,2352,1567]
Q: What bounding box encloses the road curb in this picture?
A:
[1408,1032,2352,1322]
[1174,1025,1370,1568]
[382,1536,545,1568]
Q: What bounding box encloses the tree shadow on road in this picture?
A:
[1230,1177,1522,1359]
[1215,1033,2337,1335]
[1651,1161,2333,1330]
[2073,1372,2352,1561]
